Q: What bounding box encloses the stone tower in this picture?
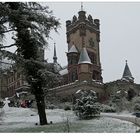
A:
[66,8,102,82]
[67,44,79,83]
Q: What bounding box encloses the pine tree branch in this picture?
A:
[0,29,15,34]
[0,60,13,65]
[0,43,16,49]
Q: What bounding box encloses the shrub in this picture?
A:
[74,90,100,120]
[101,104,116,113]
[109,90,129,112]
[134,103,140,112]
[64,106,71,111]
[132,97,140,112]
[47,104,57,109]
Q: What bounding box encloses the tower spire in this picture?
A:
[126,60,127,63]
[78,48,92,64]
[122,60,134,82]
[53,42,57,63]
[81,2,83,11]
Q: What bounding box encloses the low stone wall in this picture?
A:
[104,80,140,97]
[46,80,106,103]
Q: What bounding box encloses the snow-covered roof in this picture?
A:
[59,68,68,75]
[78,48,92,64]
[68,44,78,53]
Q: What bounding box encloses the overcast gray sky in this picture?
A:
[44,2,140,84]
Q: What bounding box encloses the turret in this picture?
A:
[78,48,93,81]
[122,60,134,83]
[67,44,79,83]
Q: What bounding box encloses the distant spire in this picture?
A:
[81,2,83,11]
[53,42,57,63]
[122,60,134,82]
[126,60,127,63]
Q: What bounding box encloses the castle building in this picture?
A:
[0,47,45,100]
[59,8,102,84]
[1,6,140,104]
[46,8,140,103]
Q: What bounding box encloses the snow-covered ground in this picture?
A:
[0,107,139,133]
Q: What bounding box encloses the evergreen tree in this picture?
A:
[109,90,128,112]
[0,2,60,125]
[132,96,140,112]
[74,90,100,120]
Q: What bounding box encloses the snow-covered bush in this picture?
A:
[132,97,140,112]
[64,106,71,111]
[74,90,100,120]
[47,104,57,110]
[109,90,128,112]
[101,104,116,113]
[134,103,140,112]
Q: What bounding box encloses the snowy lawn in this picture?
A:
[0,107,139,133]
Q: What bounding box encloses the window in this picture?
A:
[89,38,95,48]
[88,51,97,64]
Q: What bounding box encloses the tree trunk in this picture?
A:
[35,89,48,125]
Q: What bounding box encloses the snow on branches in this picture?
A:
[74,90,100,120]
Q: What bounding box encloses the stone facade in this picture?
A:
[0,44,44,99]
[47,79,140,104]
[0,65,30,99]
[46,80,106,104]
[46,8,140,104]
[1,7,140,106]
[65,9,102,83]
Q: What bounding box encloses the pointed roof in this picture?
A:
[78,48,92,64]
[68,44,78,53]
[122,60,134,81]
[81,2,84,11]
[53,43,57,63]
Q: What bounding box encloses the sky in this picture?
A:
[2,2,140,84]
[44,2,140,84]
